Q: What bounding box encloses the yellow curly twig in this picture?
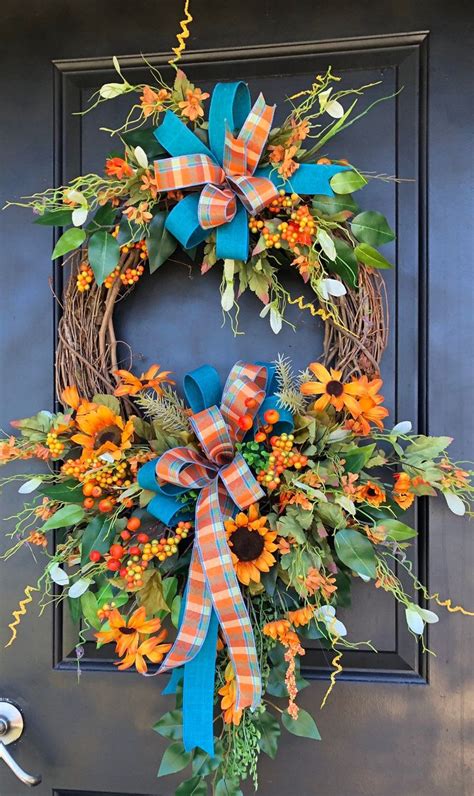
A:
[169,0,193,67]
[288,295,352,333]
[320,632,343,709]
[430,594,474,617]
[5,584,39,648]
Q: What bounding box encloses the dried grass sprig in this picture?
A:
[135,386,191,434]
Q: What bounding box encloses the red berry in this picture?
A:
[137,532,149,544]
[107,559,121,572]
[83,497,95,510]
[89,550,101,563]
[120,530,131,541]
[127,516,141,532]
[119,567,127,578]
[129,546,140,556]
[98,498,114,513]
[109,544,124,560]
[238,414,253,431]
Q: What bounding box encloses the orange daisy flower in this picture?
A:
[95,606,162,657]
[305,568,337,600]
[354,481,386,507]
[140,85,170,118]
[263,619,300,648]
[392,472,415,510]
[225,504,278,585]
[178,87,210,121]
[300,362,361,417]
[116,631,171,674]
[71,402,134,460]
[268,144,285,164]
[344,375,389,436]
[105,157,134,180]
[123,202,152,224]
[279,145,300,179]
[61,385,82,411]
[218,662,242,726]
[114,364,174,397]
[288,605,314,627]
[140,170,160,199]
[0,436,19,462]
[289,117,310,143]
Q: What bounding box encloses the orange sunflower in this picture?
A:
[354,480,386,507]
[218,662,242,726]
[71,402,134,460]
[300,362,361,417]
[95,606,162,657]
[225,504,277,586]
[114,364,174,397]
[345,375,389,436]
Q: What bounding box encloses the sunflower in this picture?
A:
[95,606,162,657]
[344,375,389,436]
[218,662,242,726]
[225,504,277,585]
[71,402,134,460]
[354,480,386,507]
[116,632,171,674]
[300,362,361,417]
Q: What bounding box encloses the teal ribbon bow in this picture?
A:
[153,81,349,261]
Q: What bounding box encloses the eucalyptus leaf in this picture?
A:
[334,528,377,579]
[88,230,120,286]
[18,477,43,494]
[351,211,395,246]
[49,562,70,586]
[68,578,91,599]
[444,492,466,516]
[51,227,86,259]
[330,170,368,194]
[355,243,393,269]
[42,503,85,530]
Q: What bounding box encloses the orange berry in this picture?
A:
[107,559,121,572]
[244,397,258,409]
[91,486,102,498]
[317,157,331,165]
[238,415,254,432]
[98,498,114,513]
[255,431,267,443]
[127,516,141,532]
[109,544,124,559]
[82,482,95,497]
[83,497,95,510]
[264,409,280,424]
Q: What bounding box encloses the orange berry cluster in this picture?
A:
[104,266,120,289]
[279,205,316,248]
[46,431,65,457]
[97,600,117,621]
[120,263,145,286]
[268,190,300,213]
[120,240,148,260]
[141,521,191,564]
[27,531,48,548]
[76,262,94,292]
[257,433,308,490]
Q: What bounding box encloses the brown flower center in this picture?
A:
[231,527,265,562]
[326,380,344,397]
[366,487,378,496]
[119,626,135,635]
[96,425,122,447]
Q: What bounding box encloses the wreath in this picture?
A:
[1,11,473,795]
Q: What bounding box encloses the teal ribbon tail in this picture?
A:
[154,110,213,159]
[256,361,293,434]
[165,194,209,250]
[255,163,350,196]
[216,203,249,260]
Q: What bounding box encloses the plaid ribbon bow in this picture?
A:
[153,362,268,711]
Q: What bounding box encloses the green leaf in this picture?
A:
[171,595,182,628]
[157,741,192,777]
[281,708,321,740]
[86,202,118,232]
[80,591,101,629]
[137,569,169,616]
[256,710,281,759]
[51,227,86,259]
[381,518,417,541]
[88,230,120,286]
[330,170,368,194]
[343,444,376,473]
[147,212,178,273]
[334,528,377,579]
[215,778,243,796]
[191,745,222,776]
[354,243,394,269]
[162,576,178,607]
[312,193,359,216]
[80,516,116,564]
[351,211,395,247]
[328,238,359,289]
[92,393,121,414]
[39,480,84,503]
[316,228,336,261]
[35,209,73,226]
[153,710,183,741]
[122,128,165,159]
[175,776,207,796]
[314,501,345,529]
[261,564,279,597]
[42,503,85,530]
[68,595,82,624]
[404,435,452,463]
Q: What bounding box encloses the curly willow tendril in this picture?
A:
[169,0,193,67]
[5,584,40,648]
[320,632,343,709]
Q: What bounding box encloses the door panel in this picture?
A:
[1,3,472,795]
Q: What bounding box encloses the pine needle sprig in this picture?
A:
[273,354,308,415]
[135,385,191,434]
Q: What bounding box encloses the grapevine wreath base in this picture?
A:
[1,18,473,796]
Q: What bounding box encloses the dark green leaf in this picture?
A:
[351,211,395,246]
[191,745,222,776]
[42,503,85,530]
[328,238,359,289]
[68,595,82,624]
[171,595,182,628]
[86,202,118,232]
[157,741,192,777]
[312,193,359,216]
[117,215,143,245]
[282,708,321,740]
[343,444,376,473]
[354,243,394,269]
[147,211,178,273]
[88,230,120,286]
[34,209,73,226]
[330,170,368,194]
[256,710,281,759]
[39,480,84,503]
[215,778,243,796]
[80,516,116,565]
[314,501,345,529]
[122,128,165,159]
[175,776,207,796]
[51,227,86,259]
[261,565,279,597]
[80,591,101,629]
[92,393,121,414]
[334,528,377,579]
[153,709,183,740]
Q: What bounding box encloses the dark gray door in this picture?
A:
[1,2,472,795]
